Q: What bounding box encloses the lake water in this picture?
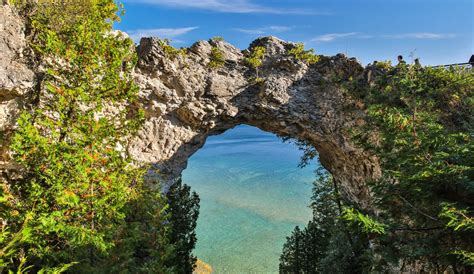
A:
[182,125,318,273]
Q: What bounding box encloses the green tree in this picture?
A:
[208,46,225,69]
[166,179,200,273]
[3,1,204,273]
[4,0,146,270]
[348,63,474,271]
[280,226,303,273]
[158,39,187,59]
[288,43,320,64]
[280,170,369,274]
[84,182,174,273]
[287,62,473,272]
[211,36,224,42]
[246,46,266,81]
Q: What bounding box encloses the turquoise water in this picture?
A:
[182,125,318,273]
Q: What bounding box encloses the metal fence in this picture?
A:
[430,54,474,68]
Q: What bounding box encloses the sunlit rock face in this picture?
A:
[0,4,36,176]
[131,36,380,208]
[0,3,380,207]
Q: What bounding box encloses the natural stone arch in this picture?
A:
[0,5,379,207]
[0,6,380,208]
[129,36,381,208]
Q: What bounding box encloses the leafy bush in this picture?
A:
[284,63,473,271]
[158,39,187,59]
[288,43,320,64]
[341,208,385,235]
[208,46,225,69]
[211,36,224,41]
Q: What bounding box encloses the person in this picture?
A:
[414,58,421,67]
[397,55,406,65]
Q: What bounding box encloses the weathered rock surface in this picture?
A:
[131,36,380,207]
[0,3,35,173]
[0,4,380,208]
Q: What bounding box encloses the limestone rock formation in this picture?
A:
[0,3,35,174]
[0,3,380,208]
[131,36,380,207]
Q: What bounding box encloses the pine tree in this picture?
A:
[279,171,369,274]
[166,179,200,273]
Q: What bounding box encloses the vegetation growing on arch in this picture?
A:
[158,39,188,59]
[208,46,225,69]
[211,36,225,42]
[288,43,320,64]
[245,46,266,82]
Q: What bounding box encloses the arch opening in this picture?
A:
[182,124,323,273]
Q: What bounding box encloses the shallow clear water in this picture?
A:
[182,125,318,273]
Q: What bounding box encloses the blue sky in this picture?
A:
[116,0,473,65]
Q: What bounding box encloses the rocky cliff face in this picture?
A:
[131,36,380,207]
[0,3,380,208]
[0,4,35,176]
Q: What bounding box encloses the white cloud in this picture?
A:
[233,28,265,35]
[233,25,292,35]
[127,26,198,42]
[266,26,292,32]
[311,32,359,42]
[309,32,455,43]
[124,0,328,14]
[383,33,456,39]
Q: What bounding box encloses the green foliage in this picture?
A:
[440,203,474,231]
[165,179,200,273]
[37,262,78,274]
[211,36,224,41]
[79,181,175,273]
[280,172,336,273]
[280,170,370,273]
[279,226,305,273]
[208,46,225,69]
[1,184,75,273]
[3,1,203,272]
[11,0,142,258]
[341,208,386,235]
[288,43,320,64]
[374,60,392,70]
[0,207,34,273]
[453,250,474,267]
[245,46,266,81]
[349,63,474,271]
[158,39,187,59]
[3,0,157,271]
[7,0,27,7]
[246,46,266,68]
